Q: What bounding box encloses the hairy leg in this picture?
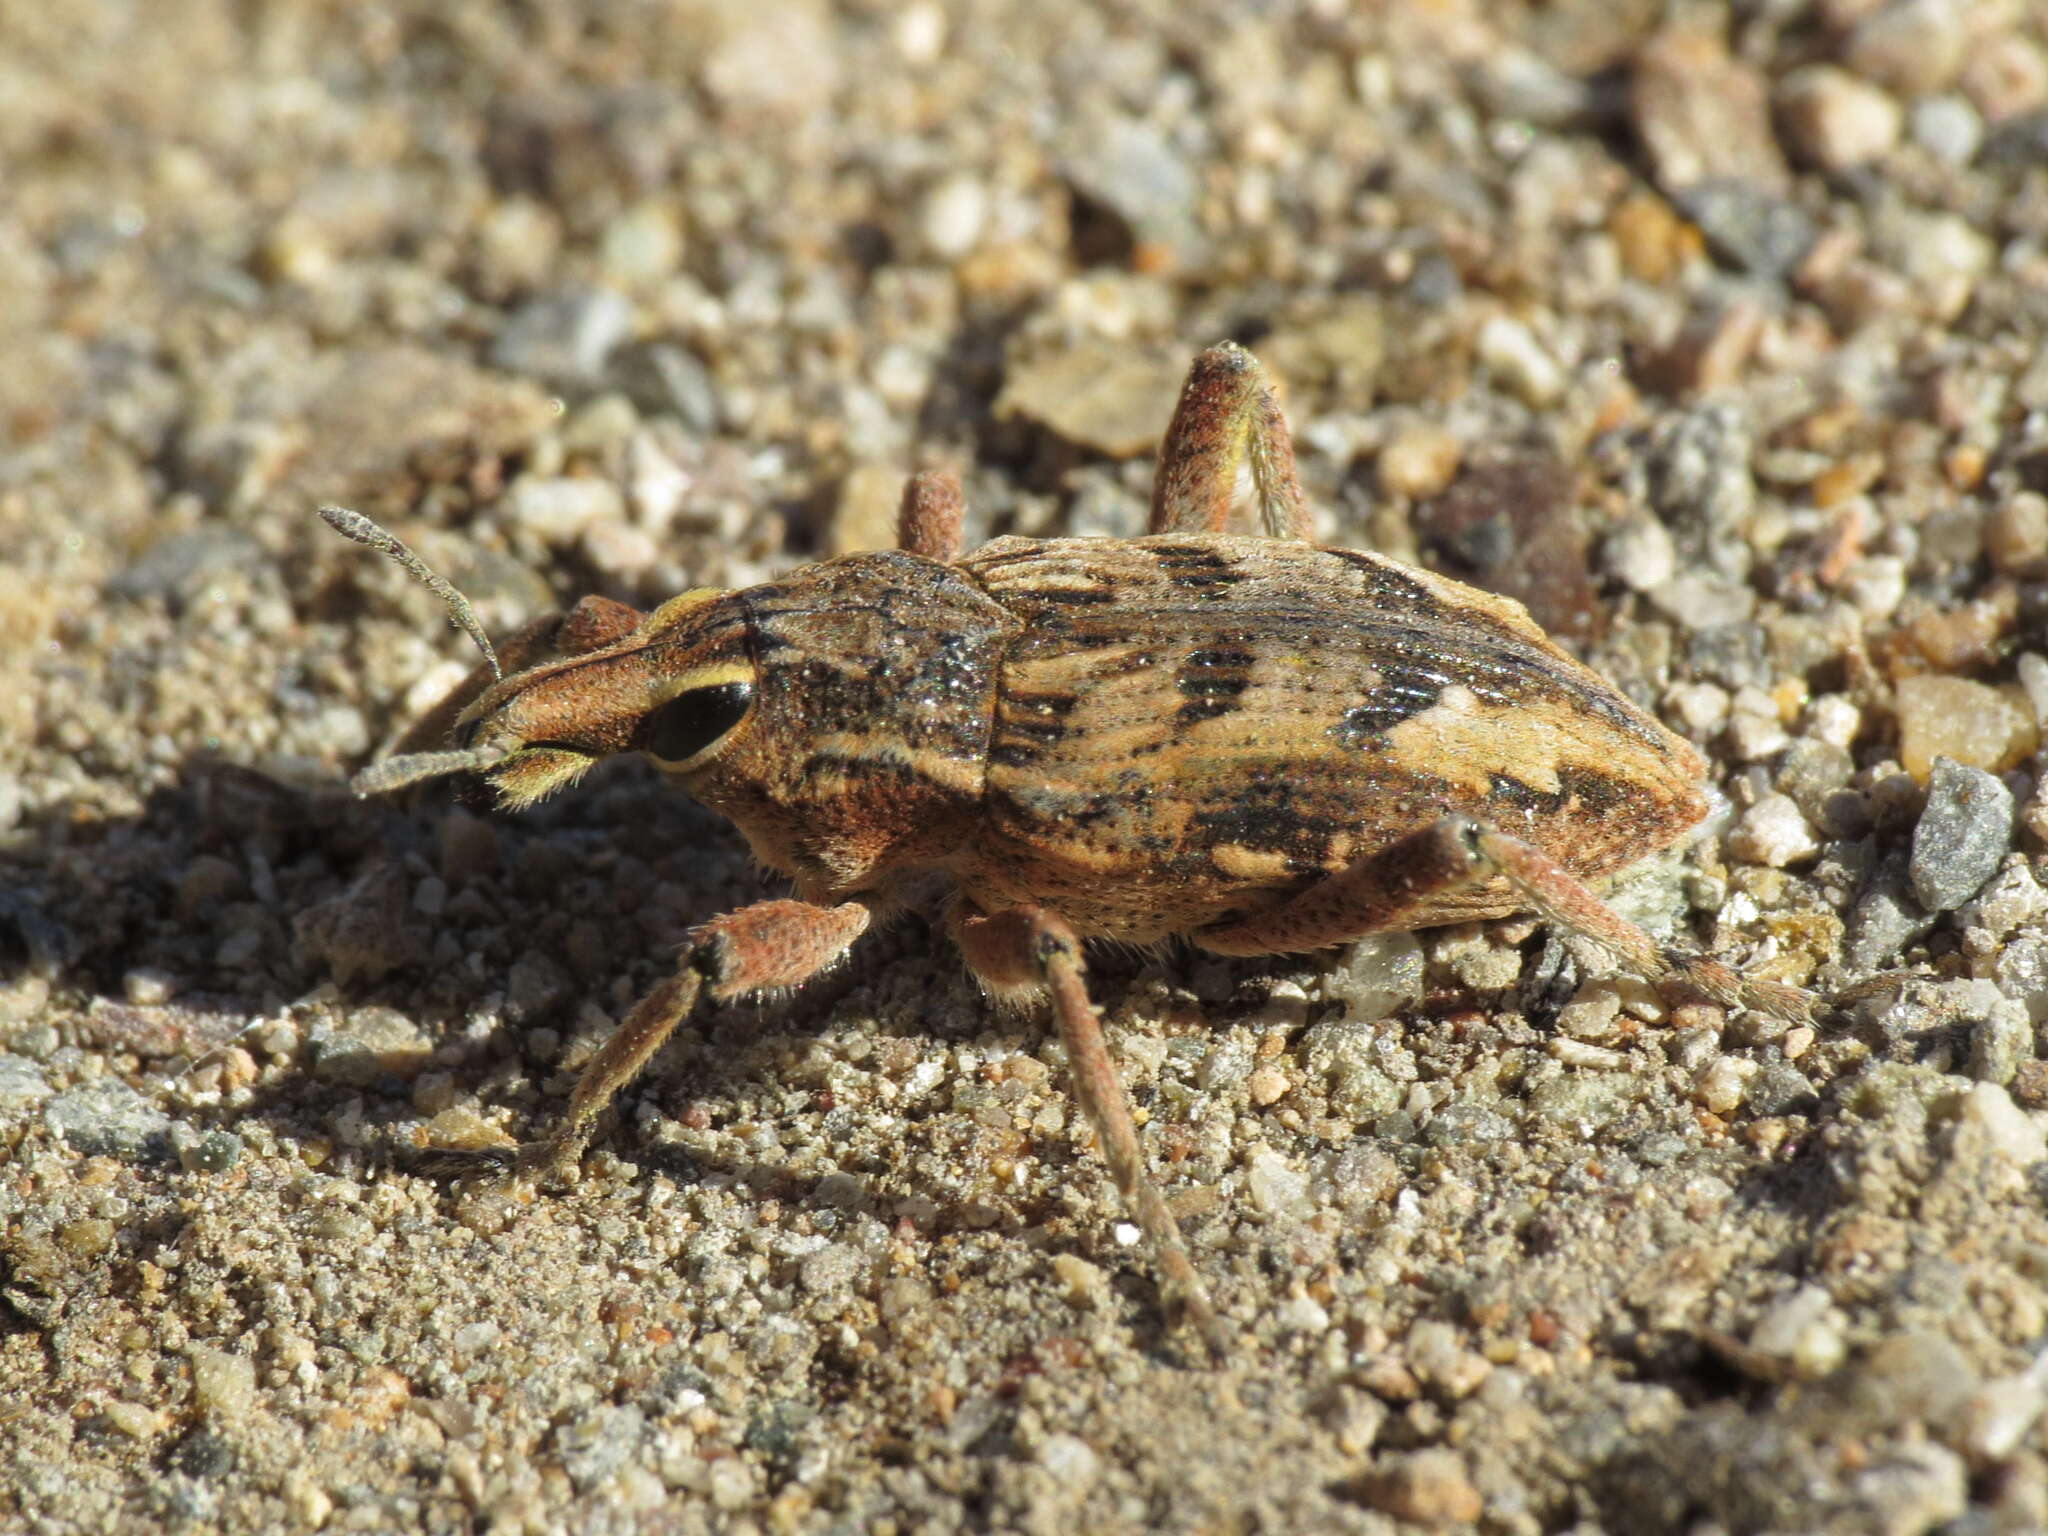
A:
[425,898,873,1179]
[897,469,966,562]
[1149,342,1315,542]
[951,903,1228,1358]
[1198,816,1813,1023]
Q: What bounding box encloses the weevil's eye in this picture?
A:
[638,681,753,765]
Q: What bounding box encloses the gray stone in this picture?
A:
[43,1081,172,1161]
[0,1053,51,1111]
[615,342,723,434]
[173,1126,245,1174]
[1674,179,1817,279]
[555,1403,647,1492]
[305,1007,433,1087]
[1910,758,2015,912]
[1848,851,1938,972]
[1970,998,2032,1086]
[1062,115,1201,257]
[490,285,634,386]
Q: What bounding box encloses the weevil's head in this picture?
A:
[356,587,759,809]
[475,588,758,807]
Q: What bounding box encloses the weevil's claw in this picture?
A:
[407,1145,520,1181]
[406,1136,589,1189]
[1741,976,1820,1026]
[1818,967,1936,1014]
[511,1133,590,1185]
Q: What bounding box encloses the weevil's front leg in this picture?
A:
[950,903,1228,1358]
[897,469,965,562]
[430,899,872,1180]
[1197,817,1813,1023]
[1149,341,1315,542]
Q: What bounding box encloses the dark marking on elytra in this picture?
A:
[1152,543,1240,591]
[1328,669,1448,750]
[1024,586,1119,605]
[1328,549,1440,610]
[997,716,1070,746]
[1174,696,1237,729]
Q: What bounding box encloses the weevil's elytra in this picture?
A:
[322,341,1812,1361]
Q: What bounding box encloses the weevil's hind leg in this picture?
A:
[897,469,966,562]
[420,899,872,1181]
[951,903,1229,1359]
[1197,817,1813,1024]
[387,595,645,758]
[1149,342,1315,542]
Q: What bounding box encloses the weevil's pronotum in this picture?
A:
[322,343,1812,1355]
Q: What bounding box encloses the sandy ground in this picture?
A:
[8,1,2048,1531]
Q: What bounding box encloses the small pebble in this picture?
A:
[1911,95,1984,164]
[599,202,683,289]
[1910,756,2016,911]
[1954,1080,2047,1166]
[1247,1066,1291,1107]
[1985,492,2048,576]
[1036,1432,1101,1492]
[1778,66,1904,172]
[1246,1147,1311,1220]
[1693,1056,1757,1114]
[1840,0,1969,100]
[121,967,179,1006]
[918,174,988,260]
[188,1347,257,1424]
[1051,1253,1108,1311]
[1352,1448,1484,1525]
[1959,1359,2048,1463]
[1376,424,1461,501]
[1727,793,1819,867]
[1895,676,2037,780]
[305,1007,434,1087]
[1274,1294,1331,1336]
[43,1082,172,1161]
[504,476,627,546]
[1475,314,1565,408]
[490,286,634,384]
[1602,516,1676,593]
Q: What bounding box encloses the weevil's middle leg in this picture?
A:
[897,469,965,562]
[425,898,872,1181]
[1198,817,1813,1023]
[951,903,1229,1359]
[1149,341,1315,542]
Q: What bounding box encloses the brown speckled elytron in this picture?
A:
[322,344,1810,1357]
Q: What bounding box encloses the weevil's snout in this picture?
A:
[354,589,760,809]
[346,579,757,806]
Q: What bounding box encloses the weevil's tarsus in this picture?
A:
[1200,815,1815,1025]
[1149,341,1315,543]
[1462,819,1816,1024]
[319,504,502,682]
[350,743,509,797]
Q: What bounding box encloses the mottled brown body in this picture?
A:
[957,534,1706,941]
[325,343,1803,1359]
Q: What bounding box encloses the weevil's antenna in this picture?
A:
[351,744,511,797]
[319,505,501,682]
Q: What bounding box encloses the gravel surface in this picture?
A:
[7,2,2048,1532]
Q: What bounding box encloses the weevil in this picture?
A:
[321,343,1811,1356]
